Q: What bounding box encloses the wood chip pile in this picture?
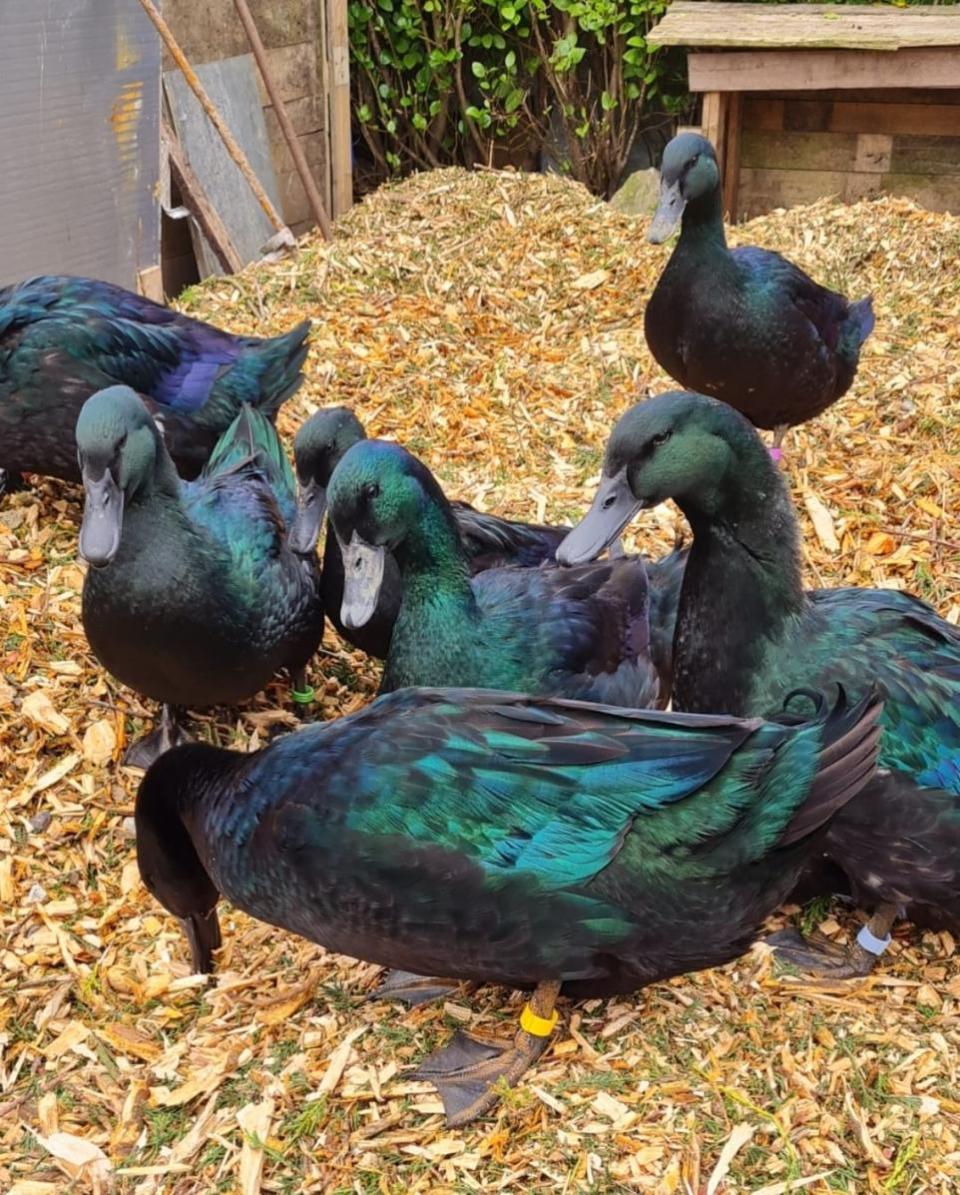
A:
[1,167,958,1194]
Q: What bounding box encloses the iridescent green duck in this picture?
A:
[78,386,322,765]
[136,684,880,1124]
[560,391,960,976]
[326,438,663,707]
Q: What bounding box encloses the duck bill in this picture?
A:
[79,467,124,567]
[648,180,685,244]
[556,470,646,565]
[289,478,327,555]
[178,908,222,975]
[339,532,385,629]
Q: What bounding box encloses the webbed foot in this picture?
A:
[412,980,560,1127]
[371,969,461,1007]
[123,705,192,768]
[767,904,896,981]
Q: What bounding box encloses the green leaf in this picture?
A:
[471,60,486,79]
[600,90,616,112]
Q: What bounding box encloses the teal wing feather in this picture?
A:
[780,590,960,794]
[239,690,834,891]
[182,407,297,595]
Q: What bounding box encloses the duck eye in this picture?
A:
[650,429,672,449]
[362,481,380,500]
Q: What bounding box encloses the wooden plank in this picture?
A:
[786,98,960,136]
[742,98,785,131]
[890,135,960,176]
[737,165,883,216]
[741,129,859,172]
[160,118,244,274]
[763,87,960,105]
[649,3,960,52]
[137,265,164,301]
[881,171,960,212]
[701,91,728,158]
[689,47,960,92]
[164,55,286,274]
[723,93,743,219]
[325,0,352,218]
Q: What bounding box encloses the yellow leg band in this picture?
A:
[520,1004,559,1037]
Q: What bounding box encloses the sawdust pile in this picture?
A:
[1,167,958,1194]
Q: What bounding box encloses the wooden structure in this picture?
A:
[161,0,350,290]
[649,3,960,219]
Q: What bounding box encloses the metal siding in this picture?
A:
[0,0,160,289]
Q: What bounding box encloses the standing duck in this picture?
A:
[644,134,874,452]
[558,391,960,976]
[326,439,662,707]
[78,386,322,766]
[0,274,310,495]
[289,407,570,658]
[136,684,881,1125]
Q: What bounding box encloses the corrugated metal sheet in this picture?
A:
[0,0,160,289]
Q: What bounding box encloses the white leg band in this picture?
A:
[857,924,892,956]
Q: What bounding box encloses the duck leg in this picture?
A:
[766,902,897,979]
[123,705,193,768]
[768,425,788,464]
[290,667,315,721]
[370,968,461,1007]
[412,979,561,1127]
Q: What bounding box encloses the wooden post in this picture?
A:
[232,0,333,240]
[723,93,743,220]
[325,0,352,217]
[701,91,729,160]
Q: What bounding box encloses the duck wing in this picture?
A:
[474,556,663,708]
[451,501,569,571]
[185,405,297,561]
[0,275,309,418]
[234,687,879,984]
[807,588,960,790]
[731,248,872,359]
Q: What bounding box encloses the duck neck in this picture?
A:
[671,463,807,716]
[395,498,476,619]
[678,185,727,254]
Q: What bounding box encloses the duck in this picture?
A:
[288,406,571,658]
[558,390,960,976]
[0,274,310,496]
[135,683,881,1125]
[644,134,875,452]
[326,438,662,707]
[77,386,323,767]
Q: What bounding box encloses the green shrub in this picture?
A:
[349,0,690,197]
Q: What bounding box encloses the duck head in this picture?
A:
[648,133,720,244]
[135,742,226,974]
[327,439,453,629]
[558,391,767,564]
[75,386,164,567]
[289,406,366,555]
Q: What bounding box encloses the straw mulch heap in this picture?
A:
[1,167,958,1195]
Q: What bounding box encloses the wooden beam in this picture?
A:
[161,118,244,275]
[649,2,960,52]
[325,0,352,218]
[723,93,743,220]
[689,47,960,91]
